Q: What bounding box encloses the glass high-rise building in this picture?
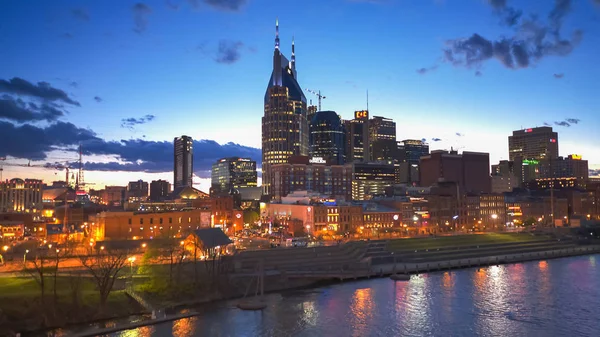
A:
[508,127,558,161]
[369,116,397,163]
[345,110,370,163]
[309,111,346,165]
[262,20,308,195]
[400,139,430,165]
[174,135,193,190]
[211,157,258,195]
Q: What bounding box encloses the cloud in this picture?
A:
[543,122,551,126]
[0,121,97,160]
[416,65,438,75]
[61,32,74,39]
[70,81,79,88]
[0,77,80,106]
[166,0,181,10]
[83,139,261,175]
[0,96,67,123]
[565,118,580,124]
[488,0,507,9]
[120,115,156,130]
[431,138,442,142]
[475,70,483,76]
[71,8,89,21]
[456,132,464,137]
[553,73,565,79]
[0,120,261,175]
[203,0,247,11]
[553,118,580,127]
[187,0,201,7]
[94,96,103,103]
[215,40,244,64]
[444,0,582,70]
[132,3,152,34]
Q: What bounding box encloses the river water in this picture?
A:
[104,255,600,337]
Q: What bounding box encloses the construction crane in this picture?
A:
[306,89,326,111]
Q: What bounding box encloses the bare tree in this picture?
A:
[24,248,48,300]
[79,247,128,313]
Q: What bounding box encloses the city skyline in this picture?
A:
[1,0,600,192]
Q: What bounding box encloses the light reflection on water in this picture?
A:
[100,255,600,337]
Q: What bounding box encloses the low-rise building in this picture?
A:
[91,209,212,241]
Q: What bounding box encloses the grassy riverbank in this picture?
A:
[0,276,143,336]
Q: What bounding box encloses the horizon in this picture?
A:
[1,0,599,193]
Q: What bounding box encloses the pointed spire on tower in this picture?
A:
[275,18,280,50]
[291,35,296,71]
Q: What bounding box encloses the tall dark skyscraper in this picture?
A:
[369,116,397,163]
[345,110,370,163]
[309,111,346,165]
[211,157,258,195]
[174,135,193,190]
[508,127,558,161]
[262,20,308,195]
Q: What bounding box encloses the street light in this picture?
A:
[2,245,8,252]
[24,249,29,264]
[491,214,498,231]
[128,256,136,274]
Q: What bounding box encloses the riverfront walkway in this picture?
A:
[231,233,600,280]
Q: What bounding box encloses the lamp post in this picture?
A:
[128,256,136,275]
[24,249,29,265]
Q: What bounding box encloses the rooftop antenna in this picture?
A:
[367,89,369,112]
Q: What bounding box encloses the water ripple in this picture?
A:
[104,255,600,337]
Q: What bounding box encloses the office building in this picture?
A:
[539,155,589,181]
[101,186,126,207]
[399,139,429,164]
[127,180,148,202]
[211,157,258,195]
[397,139,429,184]
[262,20,308,195]
[369,116,397,163]
[420,150,491,194]
[508,127,558,161]
[309,110,346,165]
[150,180,170,201]
[344,110,370,163]
[351,162,396,200]
[174,135,193,190]
[307,104,318,124]
[0,178,43,215]
[269,156,352,201]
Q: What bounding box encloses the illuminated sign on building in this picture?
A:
[522,159,539,165]
[355,110,369,119]
[550,138,556,143]
[309,157,326,164]
[570,154,582,160]
[525,128,533,133]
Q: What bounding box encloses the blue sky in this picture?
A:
[1,0,599,192]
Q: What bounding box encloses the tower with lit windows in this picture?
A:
[262,19,308,195]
